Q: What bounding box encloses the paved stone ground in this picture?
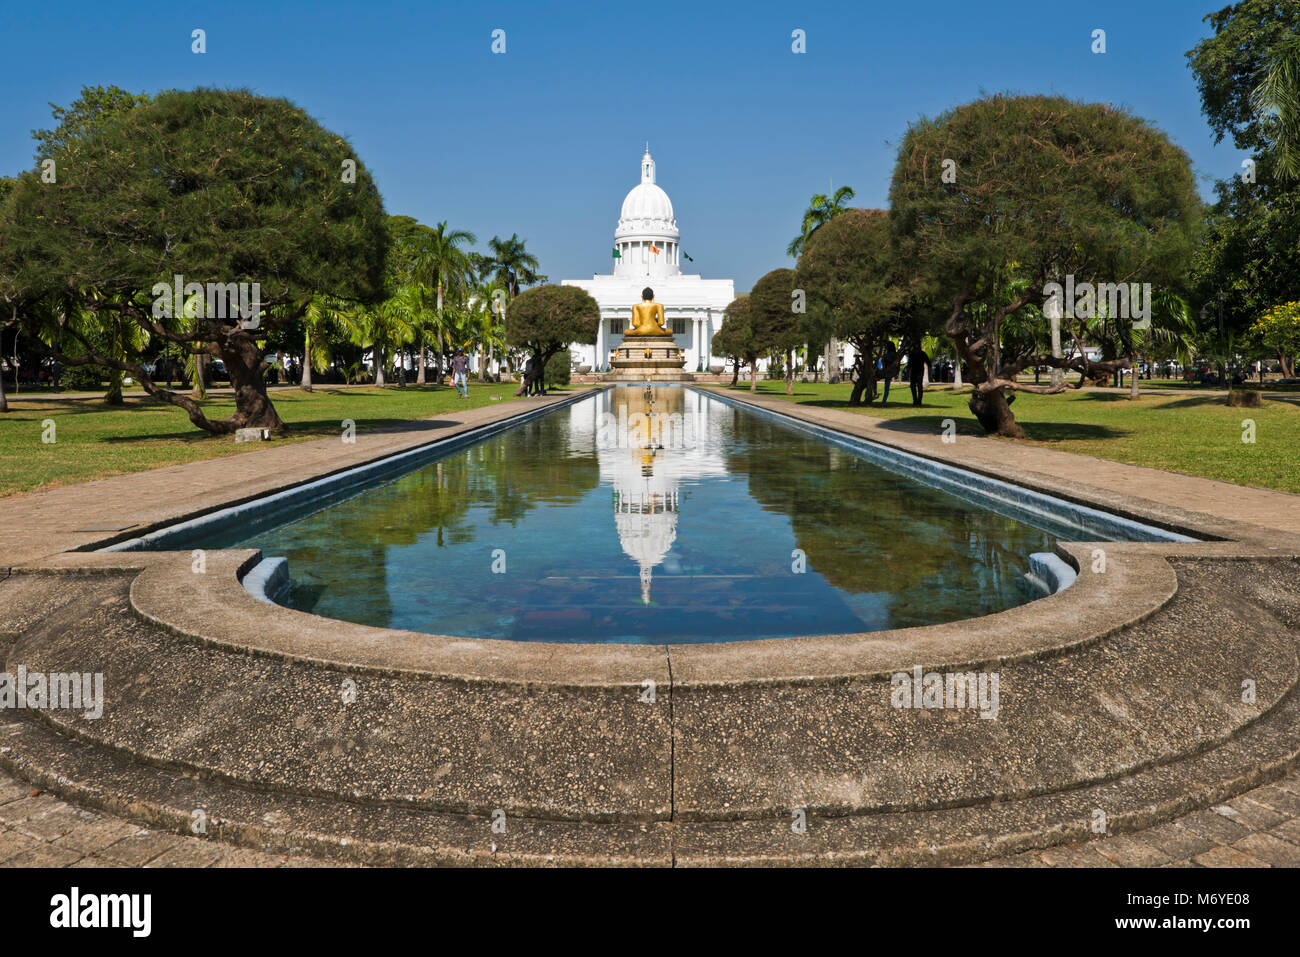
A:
[2,757,1297,867]
[977,767,1300,868]
[0,766,347,868]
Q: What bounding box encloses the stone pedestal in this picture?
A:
[604,334,695,382]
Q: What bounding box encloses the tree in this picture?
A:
[890,94,1202,437]
[299,295,349,392]
[786,185,855,258]
[30,84,151,160]
[487,234,543,298]
[503,284,598,382]
[712,295,763,391]
[471,278,508,381]
[415,220,477,382]
[1251,34,1300,179]
[1187,1,1300,159]
[1188,2,1300,371]
[0,87,388,434]
[748,268,803,395]
[1251,301,1300,377]
[795,209,918,404]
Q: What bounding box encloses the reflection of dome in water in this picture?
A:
[614,474,679,603]
[594,389,728,604]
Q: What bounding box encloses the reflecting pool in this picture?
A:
[180,386,1101,643]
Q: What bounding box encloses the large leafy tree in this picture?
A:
[1251,33,1300,180]
[795,209,921,404]
[0,86,153,409]
[503,284,598,376]
[0,87,388,433]
[1187,1,1300,160]
[890,94,1201,437]
[1188,1,1300,372]
[713,294,762,390]
[747,267,803,395]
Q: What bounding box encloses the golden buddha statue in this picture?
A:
[627,287,670,337]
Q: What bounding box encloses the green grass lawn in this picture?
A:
[722,381,1300,494]
[0,382,539,497]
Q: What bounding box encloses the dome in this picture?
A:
[616,147,678,239]
[619,182,675,225]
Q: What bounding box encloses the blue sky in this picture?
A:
[0,0,1240,291]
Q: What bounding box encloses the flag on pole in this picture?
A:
[682,251,694,262]
[649,244,661,254]
[611,247,621,259]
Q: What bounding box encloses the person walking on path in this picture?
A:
[908,342,930,407]
[452,348,470,398]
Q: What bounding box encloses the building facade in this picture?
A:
[562,148,735,373]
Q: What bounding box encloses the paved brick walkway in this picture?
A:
[977,769,1300,867]
[0,766,348,867]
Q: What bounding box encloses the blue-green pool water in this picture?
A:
[182,386,1103,643]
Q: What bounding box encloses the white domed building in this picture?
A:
[562,147,735,373]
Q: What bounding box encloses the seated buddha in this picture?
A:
[627,287,670,337]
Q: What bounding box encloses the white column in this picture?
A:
[595,315,605,371]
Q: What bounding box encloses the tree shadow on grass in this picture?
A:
[96,417,464,444]
[871,415,1129,442]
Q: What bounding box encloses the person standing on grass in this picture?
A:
[452,348,470,399]
[879,339,898,405]
[908,342,930,406]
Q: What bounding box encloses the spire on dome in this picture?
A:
[641,145,655,185]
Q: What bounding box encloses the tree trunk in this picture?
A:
[223,339,285,431]
[194,354,207,400]
[106,369,124,406]
[397,348,407,387]
[848,356,870,405]
[374,345,386,387]
[749,359,758,392]
[969,387,1023,438]
[785,348,794,395]
[301,328,313,392]
[953,357,962,388]
[1130,358,1140,399]
[0,355,7,413]
[416,337,427,385]
[730,359,739,387]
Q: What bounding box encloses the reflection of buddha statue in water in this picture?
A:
[627,286,670,337]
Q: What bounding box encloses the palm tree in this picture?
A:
[787,185,856,258]
[341,293,415,388]
[470,279,508,381]
[416,222,476,382]
[486,233,542,298]
[300,294,348,392]
[789,185,856,378]
[1252,35,1300,180]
